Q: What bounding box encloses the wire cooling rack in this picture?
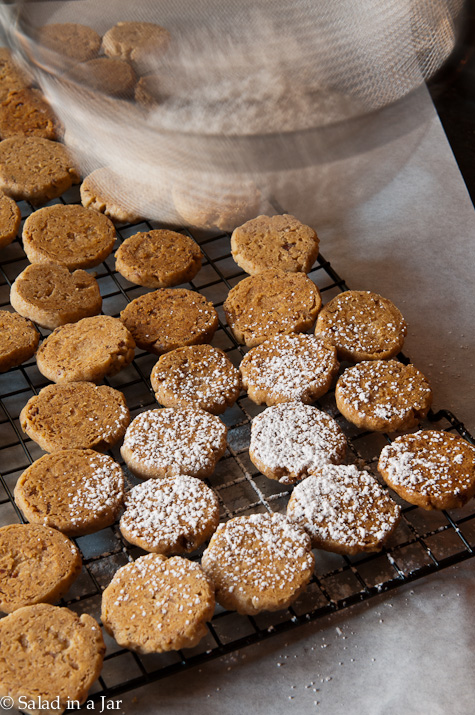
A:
[1,189,475,708]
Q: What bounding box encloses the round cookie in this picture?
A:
[0,136,80,205]
[150,345,241,414]
[287,464,401,555]
[0,603,105,712]
[0,523,82,613]
[70,58,137,98]
[0,310,39,372]
[0,88,60,140]
[80,168,143,224]
[120,474,220,554]
[378,430,475,510]
[240,333,339,406]
[249,402,347,484]
[314,290,407,362]
[36,315,136,384]
[10,263,102,330]
[121,406,227,480]
[0,192,21,248]
[201,513,315,615]
[0,47,31,101]
[15,450,125,536]
[120,288,219,356]
[135,74,161,107]
[20,381,130,453]
[231,214,320,275]
[37,23,102,62]
[22,203,116,270]
[102,21,171,71]
[335,359,432,432]
[101,553,215,653]
[223,269,322,347]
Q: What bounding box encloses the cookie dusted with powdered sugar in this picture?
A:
[240,333,338,406]
[201,513,314,615]
[378,430,475,510]
[249,402,347,484]
[287,464,400,555]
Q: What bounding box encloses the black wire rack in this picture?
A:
[1,188,474,708]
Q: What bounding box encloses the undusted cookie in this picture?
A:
[151,345,241,414]
[10,263,102,329]
[80,168,143,224]
[240,333,338,406]
[0,88,60,140]
[287,464,400,554]
[20,381,130,452]
[120,474,219,554]
[201,513,314,615]
[315,290,407,362]
[0,310,39,372]
[335,359,432,432]
[0,603,105,714]
[0,191,21,248]
[22,203,116,270]
[231,214,320,275]
[70,58,137,97]
[38,23,102,62]
[15,450,125,536]
[0,47,31,101]
[121,407,227,480]
[36,315,135,384]
[224,269,321,347]
[120,288,219,355]
[249,402,347,484]
[378,430,475,510]
[101,553,214,653]
[115,229,202,288]
[102,21,171,71]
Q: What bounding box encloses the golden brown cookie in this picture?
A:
[70,57,137,97]
[20,381,130,453]
[231,214,320,275]
[15,450,125,536]
[314,290,407,362]
[287,464,401,555]
[0,47,31,101]
[0,88,60,140]
[0,603,105,714]
[378,430,475,510]
[335,359,432,432]
[223,269,321,347]
[120,474,220,554]
[0,310,39,372]
[36,315,135,384]
[115,229,202,288]
[0,136,80,205]
[80,168,143,224]
[150,345,241,414]
[120,288,219,355]
[0,191,21,249]
[37,23,102,62]
[240,333,339,406]
[249,402,347,484]
[10,263,102,330]
[201,513,314,615]
[102,21,171,71]
[135,74,161,107]
[121,406,227,480]
[22,203,116,270]
[101,553,215,654]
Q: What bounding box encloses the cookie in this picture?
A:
[240,333,339,406]
[201,513,314,615]
[0,310,39,372]
[120,474,220,554]
[335,359,432,432]
[101,553,214,653]
[0,523,82,613]
[102,21,171,71]
[378,430,475,510]
[15,449,125,536]
[10,263,102,330]
[314,290,407,362]
[150,345,241,414]
[135,74,161,107]
[223,269,321,347]
[120,288,219,355]
[287,464,401,554]
[121,406,227,480]
[231,214,320,275]
[0,88,60,140]
[115,228,202,288]
[22,203,116,270]
[70,58,137,98]
[0,47,31,101]
[0,191,21,249]
[37,23,102,63]
[0,136,80,205]
[249,402,347,484]
[80,168,143,224]
[0,603,105,714]
[20,381,130,452]
[36,315,136,384]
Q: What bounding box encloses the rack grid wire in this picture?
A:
[0,187,474,708]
